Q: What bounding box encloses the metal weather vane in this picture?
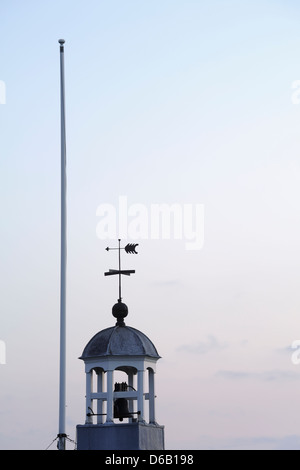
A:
[104,240,139,302]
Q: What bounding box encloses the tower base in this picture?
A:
[76,422,165,450]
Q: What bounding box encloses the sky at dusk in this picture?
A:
[1,0,300,450]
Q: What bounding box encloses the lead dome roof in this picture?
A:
[80,325,160,359]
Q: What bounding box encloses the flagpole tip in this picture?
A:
[58,39,65,45]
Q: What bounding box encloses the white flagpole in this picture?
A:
[58,38,67,451]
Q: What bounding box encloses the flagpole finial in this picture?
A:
[58,39,65,45]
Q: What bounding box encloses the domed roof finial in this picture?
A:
[104,240,139,325]
[112,300,128,326]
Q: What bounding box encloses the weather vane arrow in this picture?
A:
[106,243,139,254]
[104,240,139,302]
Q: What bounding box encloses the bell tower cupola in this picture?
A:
[76,241,165,450]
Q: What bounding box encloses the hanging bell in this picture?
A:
[114,398,133,421]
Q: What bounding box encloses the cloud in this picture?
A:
[275,343,297,355]
[221,435,300,450]
[273,435,300,450]
[168,434,300,450]
[177,335,228,355]
[216,369,300,381]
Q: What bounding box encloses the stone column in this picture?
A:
[148,368,156,424]
[137,369,144,422]
[106,369,114,423]
[127,371,134,419]
[96,369,104,424]
[85,370,93,424]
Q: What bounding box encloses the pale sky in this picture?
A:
[1,0,300,450]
